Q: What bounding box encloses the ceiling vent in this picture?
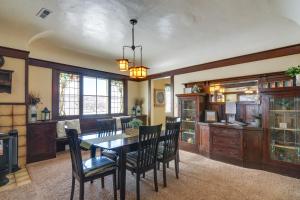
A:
[36,8,52,19]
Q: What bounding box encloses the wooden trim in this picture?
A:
[0,103,26,105]
[148,79,151,125]
[148,44,300,79]
[0,46,29,59]
[171,75,174,116]
[28,58,129,80]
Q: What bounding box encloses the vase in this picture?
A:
[296,74,300,86]
[28,105,37,123]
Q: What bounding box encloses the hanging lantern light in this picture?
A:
[129,67,137,78]
[116,59,129,71]
[116,19,149,79]
[135,66,148,79]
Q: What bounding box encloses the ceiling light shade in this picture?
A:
[135,66,148,79]
[129,67,137,78]
[117,59,129,71]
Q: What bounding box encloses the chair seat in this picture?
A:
[102,149,118,160]
[83,156,116,177]
[126,151,138,168]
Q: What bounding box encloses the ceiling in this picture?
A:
[1,0,300,74]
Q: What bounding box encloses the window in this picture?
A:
[83,76,108,115]
[111,80,124,114]
[165,84,172,113]
[59,72,80,116]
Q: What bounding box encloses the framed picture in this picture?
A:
[205,110,217,122]
[154,89,165,107]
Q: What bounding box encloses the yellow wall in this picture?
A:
[28,65,52,120]
[151,78,171,125]
[128,80,148,116]
[0,56,25,103]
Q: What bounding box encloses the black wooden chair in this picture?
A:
[126,124,162,200]
[166,116,181,123]
[120,117,134,133]
[65,128,117,200]
[157,122,180,187]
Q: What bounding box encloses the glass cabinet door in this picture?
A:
[269,97,300,164]
[180,99,196,144]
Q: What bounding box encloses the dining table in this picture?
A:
[79,129,165,200]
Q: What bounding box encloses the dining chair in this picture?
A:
[126,124,162,200]
[166,116,181,123]
[157,122,181,187]
[120,117,134,133]
[65,128,117,200]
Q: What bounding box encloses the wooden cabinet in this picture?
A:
[243,129,262,169]
[27,120,57,163]
[134,115,147,125]
[210,125,243,165]
[198,123,263,168]
[198,123,210,156]
[261,89,300,178]
[176,93,206,153]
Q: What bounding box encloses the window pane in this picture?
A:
[97,96,108,114]
[83,96,97,115]
[83,76,97,95]
[165,85,171,113]
[59,72,80,116]
[97,78,108,96]
[111,80,124,114]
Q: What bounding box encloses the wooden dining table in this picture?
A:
[79,129,165,200]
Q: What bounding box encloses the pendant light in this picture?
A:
[117,19,148,79]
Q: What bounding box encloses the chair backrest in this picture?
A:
[96,118,117,137]
[120,117,134,133]
[65,128,83,178]
[166,116,181,123]
[163,122,181,158]
[137,124,162,170]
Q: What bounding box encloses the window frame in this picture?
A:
[52,69,128,120]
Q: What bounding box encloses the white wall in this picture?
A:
[174,53,300,116]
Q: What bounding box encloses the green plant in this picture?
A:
[128,118,143,129]
[277,99,290,109]
[286,65,300,77]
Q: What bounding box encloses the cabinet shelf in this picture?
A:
[270,110,300,112]
[182,131,195,135]
[272,144,300,150]
[182,120,195,123]
[270,127,300,131]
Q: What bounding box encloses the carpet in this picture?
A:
[0,150,299,200]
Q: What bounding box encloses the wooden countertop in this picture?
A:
[198,122,263,131]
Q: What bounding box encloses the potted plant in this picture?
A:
[129,118,143,129]
[28,92,41,123]
[286,65,300,86]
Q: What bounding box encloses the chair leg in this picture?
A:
[175,156,179,179]
[163,162,167,187]
[154,166,158,192]
[113,171,117,200]
[157,162,160,170]
[117,168,120,190]
[136,173,140,200]
[79,181,84,200]
[167,162,169,168]
[70,175,75,200]
[101,177,105,188]
[142,172,145,178]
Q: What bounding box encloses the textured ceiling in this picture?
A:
[1,0,300,74]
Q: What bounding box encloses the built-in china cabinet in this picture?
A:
[261,88,300,177]
[176,93,206,153]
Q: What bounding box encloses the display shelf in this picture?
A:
[182,131,195,135]
[270,127,299,131]
[272,144,300,150]
[182,120,195,123]
[270,110,300,112]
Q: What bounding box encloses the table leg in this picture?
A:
[119,147,126,200]
[90,145,96,158]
